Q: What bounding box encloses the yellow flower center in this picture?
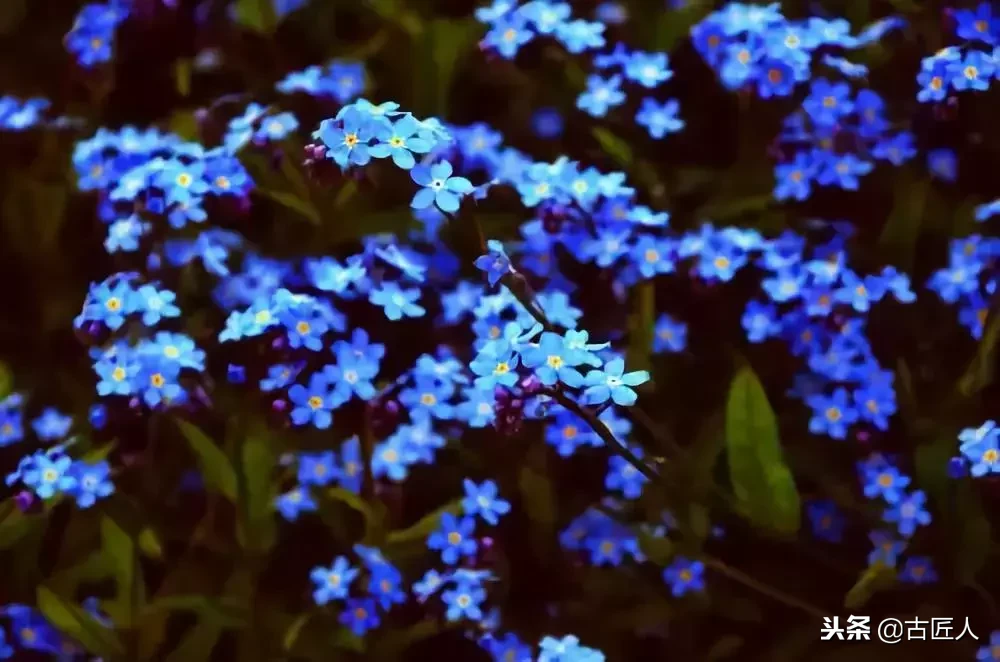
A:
[822,96,836,108]
[420,393,437,406]
[296,321,311,335]
[106,296,121,312]
[112,366,126,381]
[150,373,165,388]
[825,407,842,422]
[344,133,359,147]
[389,136,405,147]
[965,66,979,80]
[215,175,230,189]
[447,531,462,545]
[308,396,323,410]
[645,249,659,263]
[494,362,510,375]
[176,173,193,188]
[546,355,564,369]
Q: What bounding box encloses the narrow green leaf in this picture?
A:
[626,281,656,373]
[143,595,249,629]
[36,586,125,657]
[386,499,462,546]
[237,425,276,553]
[101,516,143,628]
[955,485,991,583]
[958,308,1000,396]
[637,529,673,565]
[370,619,440,660]
[724,364,801,533]
[175,418,237,500]
[174,59,192,97]
[164,622,221,662]
[257,188,321,224]
[282,613,311,652]
[233,0,277,33]
[844,562,895,610]
[878,171,928,270]
[0,362,11,401]
[591,127,633,169]
[424,18,479,114]
[138,528,163,560]
[519,465,556,526]
[706,635,745,661]
[0,500,33,549]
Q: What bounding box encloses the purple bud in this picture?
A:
[383,400,400,416]
[947,456,967,479]
[272,399,288,413]
[271,336,287,351]
[14,490,36,513]
[227,364,247,384]
[89,404,108,430]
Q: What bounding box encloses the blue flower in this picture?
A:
[442,583,486,622]
[67,461,114,508]
[883,490,931,537]
[316,107,374,167]
[288,373,337,429]
[806,388,859,440]
[339,598,380,636]
[635,98,684,139]
[461,479,511,525]
[663,556,705,597]
[368,114,433,169]
[582,358,650,406]
[576,74,625,118]
[23,454,76,499]
[521,331,585,387]
[474,239,512,287]
[275,487,317,521]
[427,513,477,565]
[410,161,474,213]
[309,556,358,605]
[369,282,426,320]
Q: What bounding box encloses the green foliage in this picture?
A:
[724,364,801,534]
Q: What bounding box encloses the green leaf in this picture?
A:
[233,0,277,33]
[637,529,673,565]
[36,586,125,657]
[423,18,480,114]
[282,613,311,652]
[370,619,441,660]
[138,528,164,560]
[724,364,801,534]
[626,281,656,373]
[175,418,237,500]
[164,622,221,662]
[257,188,321,224]
[591,127,633,169]
[958,308,1000,396]
[954,485,991,583]
[387,499,462,546]
[706,635,745,661]
[0,362,11,401]
[143,595,249,629]
[878,171,928,270]
[0,499,33,549]
[1,176,67,257]
[367,0,422,35]
[519,464,556,526]
[101,516,144,628]
[325,487,386,545]
[237,425,277,553]
[843,562,895,610]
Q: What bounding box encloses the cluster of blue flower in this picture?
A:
[2,0,1000,659]
[917,3,1000,102]
[65,1,130,68]
[773,78,916,200]
[692,3,904,97]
